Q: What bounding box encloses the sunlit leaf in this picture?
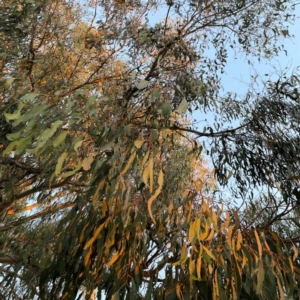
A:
[137,80,149,90]
[134,138,144,149]
[55,152,68,175]
[4,103,25,120]
[82,156,94,171]
[176,98,188,114]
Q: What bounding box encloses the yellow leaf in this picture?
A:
[82,156,94,171]
[121,149,136,174]
[149,156,154,193]
[195,218,200,238]
[254,229,262,257]
[293,242,299,261]
[92,181,104,202]
[288,257,294,276]
[80,222,90,243]
[84,221,107,250]
[205,228,215,241]
[147,186,162,224]
[277,276,284,300]
[189,259,195,275]
[142,151,150,167]
[176,284,183,300]
[214,270,219,299]
[84,247,93,267]
[61,292,69,300]
[211,212,218,229]
[236,230,242,251]
[181,244,188,260]
[223,211,231,228]
[107,247,124,267]
[195,180,203,191]
[134,138,144,149]
[196,257,202,279]
[202,245,216,260]
[242,253,247,269]
[158,168,164,187]
[198,221,210,241]
[143,165,150,185]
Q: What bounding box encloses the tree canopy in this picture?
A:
[1,0,300,299]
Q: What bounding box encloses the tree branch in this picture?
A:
[0,201,74,232]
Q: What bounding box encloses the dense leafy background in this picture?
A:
[1,0,300,299]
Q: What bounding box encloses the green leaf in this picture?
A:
[41,120,64,141]
[3,78,15,89]
[131,71,137,79]
[256,261,264,294]
[137,80,149,90]
[53,132,68,147]
[20,93,39,102]
[176,98,188,114]
[161,102,172,117]
[74,140,84,151]
[150,90,160,102]
[13,103,48,126]
[4,103,25,120]
[3,135,33,155]
[55,152,68,175]
[6,132,21,141]
[150,130,158,142]
[61,161,81,177]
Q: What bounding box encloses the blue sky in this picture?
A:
[221,5,300,96]
[191,4,300,141]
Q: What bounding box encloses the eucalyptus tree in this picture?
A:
[1,0,300,299]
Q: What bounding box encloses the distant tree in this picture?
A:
[1,0,300,299]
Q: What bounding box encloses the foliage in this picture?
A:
[0,0,300,299]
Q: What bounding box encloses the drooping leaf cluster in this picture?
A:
[0,0,300,299]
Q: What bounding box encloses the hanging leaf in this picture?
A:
[137,80,149,90]
[121,149,136,174]
[107,246,124,267]
[256,261,264,294]
[53,132,68,147]
[84,221,107,250]
[134,138,144,149]
[161,102,172,117]
[61,160,82,177]
[55,152,68,175]
[176,98,188,114]
[6,131,21,141]
[20,93,39,102]
[149,156,154,193]
[196,257,202,279]
[74,139,84,152]
[143,165,150,185]
[3,78,15,89]
[158,168,164,187]
[82,156,94,171]
[4,103,25,120]
[147,186,161,224]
